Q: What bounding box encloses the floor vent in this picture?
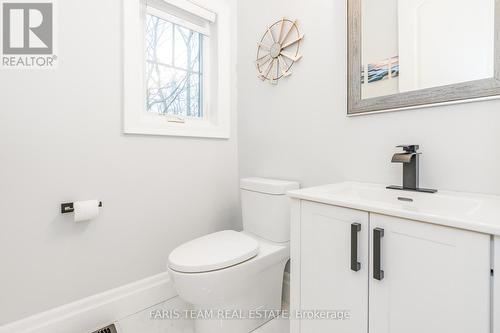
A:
[91,324,117,333]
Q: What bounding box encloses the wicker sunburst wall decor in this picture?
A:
[255,18,304,85]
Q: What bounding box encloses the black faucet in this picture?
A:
[387,145,437,193]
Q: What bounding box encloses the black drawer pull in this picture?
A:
[373,228,385,280]
[351,223,361,272]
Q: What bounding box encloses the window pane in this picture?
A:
[145,13,204,118]
[189,73,202,117]
[174,25,188,70]
[172,25,202,72]
[146,15,173,65]
[190,30,202,73]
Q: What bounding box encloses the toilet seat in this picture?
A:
[168,230,260,273]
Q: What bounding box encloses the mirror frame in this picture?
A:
[348,0,500,115]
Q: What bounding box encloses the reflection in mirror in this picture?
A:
[361,0,495,99]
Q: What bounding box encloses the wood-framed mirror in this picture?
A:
[348,0,500,115]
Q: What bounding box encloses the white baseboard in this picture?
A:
[0,272,176,333]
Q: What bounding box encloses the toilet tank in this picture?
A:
[240,178,300,243]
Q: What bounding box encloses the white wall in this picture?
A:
[237,0,500,196]
[0,0,239,325]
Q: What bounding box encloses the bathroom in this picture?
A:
[1,0,500,332]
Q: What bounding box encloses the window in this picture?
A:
[123,0,231,138]
[145,10,204,118]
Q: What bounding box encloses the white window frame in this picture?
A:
[123,0,231,139]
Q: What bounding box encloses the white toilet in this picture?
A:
[167,178,299,333]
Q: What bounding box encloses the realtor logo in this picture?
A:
[1,1,57,68]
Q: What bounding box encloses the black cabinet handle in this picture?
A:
[351,223,361,272]
[373,228,385,280]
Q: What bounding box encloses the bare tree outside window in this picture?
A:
[146,14,203,118]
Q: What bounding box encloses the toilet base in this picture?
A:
[191,263,285,333]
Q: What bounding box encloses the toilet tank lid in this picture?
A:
[240,178,300,195]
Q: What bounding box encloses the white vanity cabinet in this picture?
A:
[368,213,490,333]
[290,186,496,333]
[299,201,369,333]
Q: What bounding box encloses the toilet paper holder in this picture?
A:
[61,201,103,214]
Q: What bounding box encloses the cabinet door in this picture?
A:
[369,214,490,333]
[300,201,369,333]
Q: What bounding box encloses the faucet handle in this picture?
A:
[397,145,419,153]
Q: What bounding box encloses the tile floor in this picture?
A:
[116,297,289,333]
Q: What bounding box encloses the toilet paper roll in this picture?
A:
[73,200,100,222]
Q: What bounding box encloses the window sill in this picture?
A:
[124,123,230,139]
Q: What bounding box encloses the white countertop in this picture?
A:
[288,182,500,236]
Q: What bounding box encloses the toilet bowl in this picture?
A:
[167,178,299,333]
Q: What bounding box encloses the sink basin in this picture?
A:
[288,182,500,235]
[328,183,481,216]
